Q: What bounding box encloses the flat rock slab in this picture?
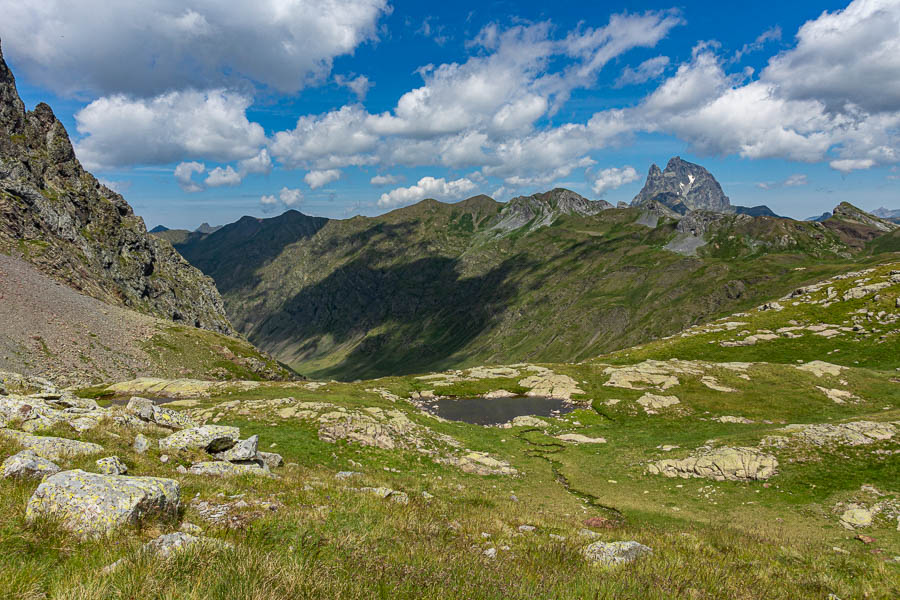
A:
[1,428,103,460]
[584,540,652,566]
[188,461,272,477]
[158,425,240,453]
[556,433,607,444]
[648,446,778,481]
[26,469,180,537]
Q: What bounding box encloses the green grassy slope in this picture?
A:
[174,192,897,381]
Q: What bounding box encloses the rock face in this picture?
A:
[584,540,652,566]
[648,446,778,481]
[26,469,180,537]
[0,40,232,334]
[492,188,611,233]
[631,157,731,216]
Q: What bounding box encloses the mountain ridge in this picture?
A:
[0,39,234,335]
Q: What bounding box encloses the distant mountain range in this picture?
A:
[159,166,898,380]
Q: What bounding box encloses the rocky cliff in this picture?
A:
[0,39,233,335]
[632,157,732,216]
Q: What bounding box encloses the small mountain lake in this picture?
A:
[422,396,576,425]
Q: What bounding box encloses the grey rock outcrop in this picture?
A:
[1,428,103,460]
[632,157,731,215]
[648,446,778,481]
[584,540,652,566]
[96,456,128,475]
[0,39,233,334]
[126,397,197,430]
[492,188,611,233]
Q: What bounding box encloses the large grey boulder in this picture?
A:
[212,434,258,461]
[1,428,103,460]
[26,469,180,537]
[584,540,652,566]
[648,446,778,481]
[1,449,60,479]
[158,425,239,453]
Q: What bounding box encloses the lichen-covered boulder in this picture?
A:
[556,433,607,444]
[96,456,128,475]
[584,540,652,566]
[26,469,180,537]
[188,461,272,477]
[2,449,60,479]
[126,396,197,430]
[1,429,103,460]
[648,447,778,481]
[212,434,258,461]
[158,425,239,453]
[257,451,283,469]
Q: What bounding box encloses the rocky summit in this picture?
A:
[631,156,731,216]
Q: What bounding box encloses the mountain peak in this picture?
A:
[831,202,898,232]
[493,188,611,233]
[632,157,731,215]
[0,38,26,138]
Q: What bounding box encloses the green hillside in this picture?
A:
[172,190,899,381]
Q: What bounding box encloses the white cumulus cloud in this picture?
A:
[304,169,342,189]
[370,174,403,186]
[205,165,241,187]
[592,166,640,195]
[378,176,477,208]
[261,187,304,212]
[0,0,390,96]
[74,90,266,169]
[174,161,206,193]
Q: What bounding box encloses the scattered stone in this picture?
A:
[602,361,687,390]
[637,393,680,414]
[648,447,778,481]
[815,387,860,404]
[795,361,845,377]
[213,435,259,461]
[715,416,754,424]
[126,396,197,430]
[483,547,497,559]
[855,534,876,544]
[96,456,128,476]
[133,433,150,454]
[555,433,607,444]
[102,532,232,573]
[584,540,652,566]
[518,525,536,532]
[441,452,517,476]
[26,469,180,537]
[358,486,409,504]
[188,461,272,478]
[700,376,736,392]
[484,389,517,399]
[180,522,202,534]
[1,429,103,460]
[1,449,60,479]
[840,508,874,529]
[507,415,548,428]
[257,451,283,469]
[158,425,240,453]
[336,471,362,480]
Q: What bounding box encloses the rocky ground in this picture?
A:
[0,261,898,599]
[0,253,294,386]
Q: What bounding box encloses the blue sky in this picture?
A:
[3,0,899,229]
